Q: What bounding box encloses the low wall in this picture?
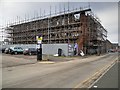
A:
[2,44,70,56]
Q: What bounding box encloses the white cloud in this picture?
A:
[1,0,119,2]
[93,3,118,43]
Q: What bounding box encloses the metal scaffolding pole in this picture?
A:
[48,18,50,44]
[49,5,51,44]
[64,3,65,43]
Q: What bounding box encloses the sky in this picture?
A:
[0,0,119,44]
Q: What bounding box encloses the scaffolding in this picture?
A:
[5,7,107,55]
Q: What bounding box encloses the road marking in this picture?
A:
[93,85,98,88]
[73,57,118,89]
[89,60,116,88]
[38,61,55,64]
[89,57,118,88]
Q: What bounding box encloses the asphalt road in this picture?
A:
[91,61,119,88]
[2,53,118,88]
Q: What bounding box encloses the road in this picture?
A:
[2,53,118,88]
[91,61,119,88]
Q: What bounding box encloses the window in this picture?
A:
[14,47,17,49]
[57,21,59,25]
[74,14,80,21]
[62,19,65,25]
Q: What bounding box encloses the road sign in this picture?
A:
[36,36,43,44]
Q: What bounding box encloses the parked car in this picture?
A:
[4,48,10,54]
[23,48,37,55]
[1,48,6,53]
[108,49,115,53]
[10,47,23,54]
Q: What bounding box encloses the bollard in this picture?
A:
[37,47,42,61]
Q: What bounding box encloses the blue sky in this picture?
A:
[0,1,119,44]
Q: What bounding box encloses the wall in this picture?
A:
[2,44,70,56]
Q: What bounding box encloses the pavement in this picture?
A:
[2,53,118,88]
[1,53,98,68]
[1,54,37,68]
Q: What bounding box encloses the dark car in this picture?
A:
[1,48,6,53]
[108,49,116,53]
[23,48,37,55]
[4,48,10,54]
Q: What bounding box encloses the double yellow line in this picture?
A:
[72,57,118,89]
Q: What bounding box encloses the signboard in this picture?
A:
[36,44,40,49]
[36,36,43,44]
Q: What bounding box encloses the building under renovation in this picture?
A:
[6,8,107,55]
